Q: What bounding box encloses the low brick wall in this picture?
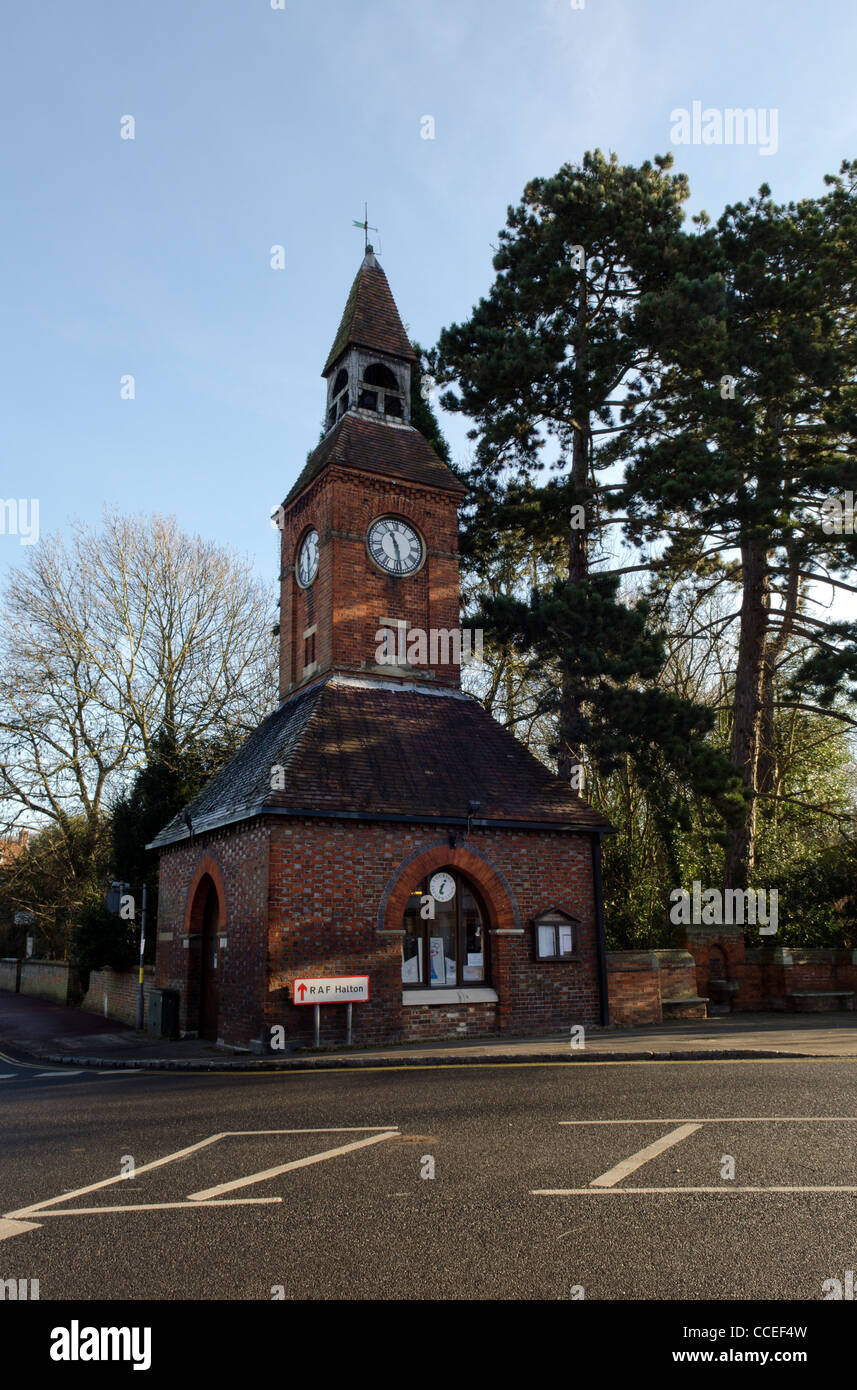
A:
[81,966,155,1028]
[607,949,703,1027]
[741,948,857,1012]
[653,949,699,1001]
[19,959,79,1005]
[607,952,663,1026]
[678,928,857,1012]
[0,958,21,992]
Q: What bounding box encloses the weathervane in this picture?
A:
[352,202,379,251]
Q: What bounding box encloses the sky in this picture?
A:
[2,0,856,592]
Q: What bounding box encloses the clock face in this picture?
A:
[297,529,319,587]
[367,517,423,576]
[429,871,456,903]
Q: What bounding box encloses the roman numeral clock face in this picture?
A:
[367,518,423,576]
[297,529,319,587]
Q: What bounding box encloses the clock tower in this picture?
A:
[277,245,466,696]
[152,247,612,1054]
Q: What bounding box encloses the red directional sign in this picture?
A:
[292,976,369,1004]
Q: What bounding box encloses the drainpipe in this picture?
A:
[591,833,610,1026]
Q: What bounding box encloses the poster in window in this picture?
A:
[402,938,423,983]
[463,951,484,982]
[537,924,555,957]
[429,937,445,984]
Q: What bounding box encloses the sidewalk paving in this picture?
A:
[2,989,857,1070]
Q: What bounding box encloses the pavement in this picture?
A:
[2,988,857,1068]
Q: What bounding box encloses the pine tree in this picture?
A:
[617,163,857,887]
[435,150,741,828]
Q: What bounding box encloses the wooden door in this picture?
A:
[199,883,220,1041]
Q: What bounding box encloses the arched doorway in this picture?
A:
[183,856,228,1043]
[197,878,221,1041]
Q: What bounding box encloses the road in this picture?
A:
[2,1049,857,1301]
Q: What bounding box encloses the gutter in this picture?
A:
[148,804,616,851]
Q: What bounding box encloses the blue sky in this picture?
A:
[2,0,856,590]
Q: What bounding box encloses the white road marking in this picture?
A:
[589,1123,702,1188]
[0,1218,42,1242]
[534,1186,857,1195]
[0,1074,16,1080]
[33,1198,283,1215]
[5,1132,232,1219]
[33,1070,83,1078]
[560,1117,857,1125]
[4,1127,401,1221]
[186,1130,400,1201]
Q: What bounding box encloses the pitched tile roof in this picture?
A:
[149,676,613,847]
[283,412,466,506]
[323,250,417,375]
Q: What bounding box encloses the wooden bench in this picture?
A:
[786,990,854,1013]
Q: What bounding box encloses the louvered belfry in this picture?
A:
[151,248,612,1050]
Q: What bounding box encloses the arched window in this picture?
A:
[402,869,489,988]
[329,367,349,426]
[363,362,399,390]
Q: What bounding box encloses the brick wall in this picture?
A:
[606,949,701,1027]
[653,949,699,1002]
[81,966,156,1028]
[607,952,663,1026]
[279,467,462,698]
[679,928,857,1011]
[19,959,79,1005]
[156,824,269,1044]
[155,816,602,1048]
[400,1003,498,1038]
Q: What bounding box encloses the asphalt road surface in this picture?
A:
[3,1050,857,1301]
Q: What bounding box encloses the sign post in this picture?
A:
[292,976,369,1048]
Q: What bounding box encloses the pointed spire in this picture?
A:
[323,249,417,377]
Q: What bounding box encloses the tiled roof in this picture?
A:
[149,676,613,847]
[323,251,417,375]
[283,412,466,505]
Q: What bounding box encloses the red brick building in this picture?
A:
[151,248,613,1050]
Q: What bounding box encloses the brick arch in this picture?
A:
[377,840,521,934]
[183,851,228,935]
